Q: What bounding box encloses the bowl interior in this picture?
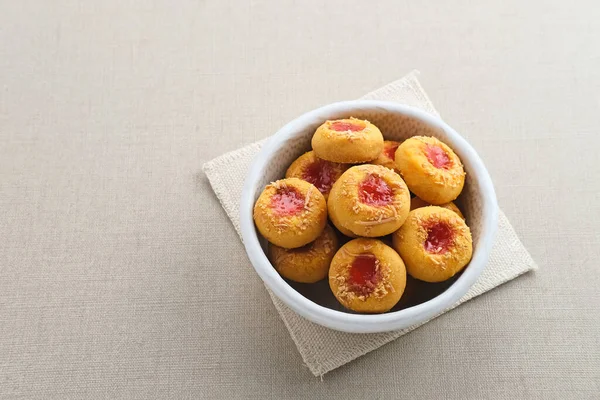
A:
[252,105,487,314]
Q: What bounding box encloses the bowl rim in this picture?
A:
[239,100,498,333]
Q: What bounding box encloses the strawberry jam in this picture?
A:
[424,144,452,169]
[270,187,304,216]
[424,222,454,254]
[384,142,400,160]
[303,160,336,194]
[348,254,380,296]
[359,174,393,206]
[330,121,365,132]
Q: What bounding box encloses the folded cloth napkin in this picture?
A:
[203,70,538,377]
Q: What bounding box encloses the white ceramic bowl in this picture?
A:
[240,100,498,333]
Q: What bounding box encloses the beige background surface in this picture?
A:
[0,1,599,399]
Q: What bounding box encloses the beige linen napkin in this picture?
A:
[203,71,538,377]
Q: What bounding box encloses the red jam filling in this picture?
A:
[384,143,400,160]
[424,144,452,169]
[270,187,304,216]
[303,160,336,194]
[424,222,454,254]
[348,254,380,295]
[358,174,393,206]
[330,121,365,132]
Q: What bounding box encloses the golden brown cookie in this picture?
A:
[311,118,384,163]
[268,225,339,283]
[285,151,348,200]
[371,140,402,173]
[328,164,410,237]
[395,136,465,204]
[329,238,406,313]
[392,207,472,282]
[253,178,327,249]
